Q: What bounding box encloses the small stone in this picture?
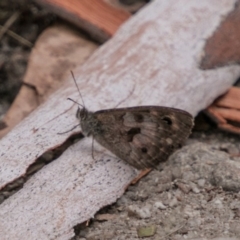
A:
[200,199,207,208]
[171,167,182,180]
[220,143,239,156]
[175,189,184,201]
[189,182,200,193]
[136,190,149,201]
[156,183,172,193]
[169,197,178,208]
[161,192,172,206]
[228,145,239,156]
[183,205,201,219]
[128,205,152,219]
[116,195,128,206]
[197,179,206,188]
[213,160,240,192]
[41,151,54,162]
[137,225,156,238]
[153,201,167,210]
[177,182,191,193]
[126,191,139,201]
[213,199,223,209]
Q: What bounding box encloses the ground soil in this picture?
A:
[72,129,240,240]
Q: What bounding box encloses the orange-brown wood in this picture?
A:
[131,169,152,185]
[201,1,240,69]
[215,87,240,110]
[35,0,131,42]
[206,87,240,134]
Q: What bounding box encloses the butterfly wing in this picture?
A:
[92,106,193,169]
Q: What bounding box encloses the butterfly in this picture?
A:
[77,105,193,169]
[66,72,193,170]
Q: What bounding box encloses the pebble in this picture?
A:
[136,190,148,201]
[213,199,223,209]
[197,179,206,188]
[220,143,239,156]
[213,160,240,192]
[153,201,167,210]
[127,205,152,219]
[156,183,172,193]
[41,151,54,162]
[175,189,184,201]
[169,197,178,208]
[189,182,200,193]
[177,182,191,193]
[183,205,201,219]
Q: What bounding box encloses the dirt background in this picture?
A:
[72,130,240,240]
[1,2,240,240]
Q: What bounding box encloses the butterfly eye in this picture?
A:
[76,107,88,120]
[162,116,172,125]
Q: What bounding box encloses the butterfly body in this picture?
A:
[77,106,193,170]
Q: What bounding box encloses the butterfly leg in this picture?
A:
[57,123,81,135]
[91,137,96,160]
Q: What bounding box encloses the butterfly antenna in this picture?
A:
[70,70,86,108]
[67,97,83,106]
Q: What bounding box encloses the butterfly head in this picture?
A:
[76,106,97,137]
[76,106,88,120]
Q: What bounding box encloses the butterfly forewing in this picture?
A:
[87,106,193,169]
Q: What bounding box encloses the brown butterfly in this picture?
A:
[77,105,193,169]
[67,72,193,170]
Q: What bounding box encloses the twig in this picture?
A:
[0,25,33,48]
[0,11,21,40]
